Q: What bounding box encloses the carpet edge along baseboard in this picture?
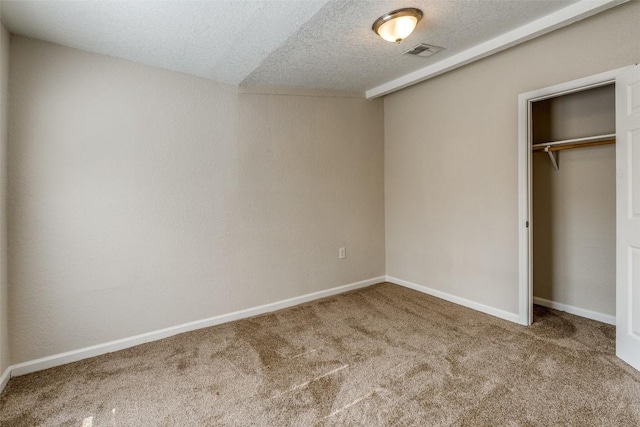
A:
[2,276,386,390]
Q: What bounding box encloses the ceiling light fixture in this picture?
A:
[372,8,423,43]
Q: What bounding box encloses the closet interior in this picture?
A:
[531,83,616,323]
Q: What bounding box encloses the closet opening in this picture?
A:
[519,65,640,371]
[530,83,616,325]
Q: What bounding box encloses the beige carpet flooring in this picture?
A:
[1,282,640,426]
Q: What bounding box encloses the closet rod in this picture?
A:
[532,138,615,152]
[531,133,616,151]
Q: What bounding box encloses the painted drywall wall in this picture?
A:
[384,1,640,315]
[0,22,9,375]
[532,85,616,316]
[8,36,385,364]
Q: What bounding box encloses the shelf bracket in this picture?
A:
[544,146,559,171]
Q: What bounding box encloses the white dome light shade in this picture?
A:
[376,16,418,42]
[373,8,423,43]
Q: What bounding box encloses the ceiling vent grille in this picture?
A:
[403,43,444,58]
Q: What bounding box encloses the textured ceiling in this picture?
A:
[0,0,583,94]
[243,0,578,91]
[0,0,328,85]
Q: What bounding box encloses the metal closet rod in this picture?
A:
[531,133,616,152]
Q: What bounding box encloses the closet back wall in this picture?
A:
[384,1,640,315]
[8,36,385,364]
[532,86,616,317]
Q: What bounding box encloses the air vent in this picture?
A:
[403,43,444,58]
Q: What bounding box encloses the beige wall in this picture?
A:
[531,85,616,144]
[384,2,640,315]
[8,36,385,364]
[0,22,9,374]
[532,85,616,316]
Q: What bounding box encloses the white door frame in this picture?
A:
[517,66,634,326]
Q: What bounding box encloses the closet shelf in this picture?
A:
[531,133,616,152]
[532,133,615,172]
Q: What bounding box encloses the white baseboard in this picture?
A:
[0,366,10,393]
[2,276,385,389]
[533,296,616,325]
[386,276,520,324]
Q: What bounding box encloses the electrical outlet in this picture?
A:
[339,247,346,259]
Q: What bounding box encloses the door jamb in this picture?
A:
[517,66,634,326]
